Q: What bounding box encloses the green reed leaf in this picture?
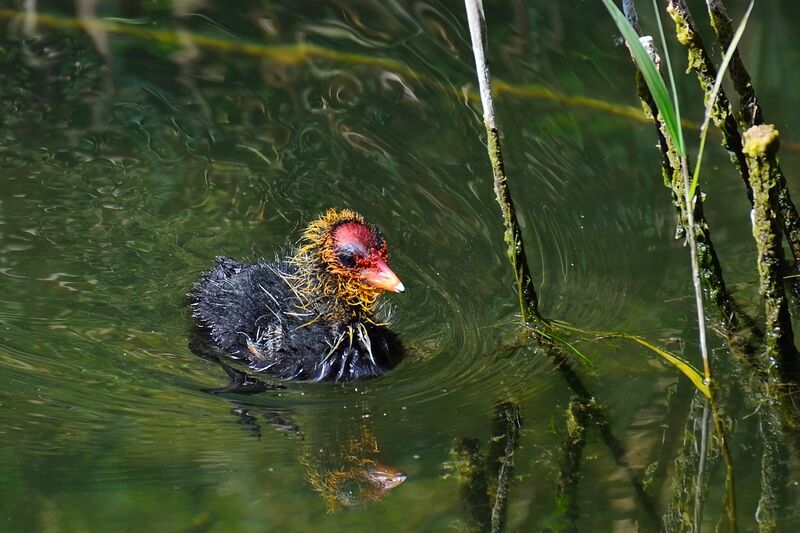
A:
[602,0,685,155]
[549,320,711,398]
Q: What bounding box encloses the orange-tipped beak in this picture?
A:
[364,256,405,293]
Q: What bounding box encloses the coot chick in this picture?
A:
[189,208,405,382]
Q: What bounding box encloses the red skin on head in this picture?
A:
[332,222,387,267]
[331,221,402,293]
[332,222,379,250]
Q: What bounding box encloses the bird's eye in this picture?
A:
[338,252,357,268]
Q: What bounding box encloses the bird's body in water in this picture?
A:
[189,209,405,382]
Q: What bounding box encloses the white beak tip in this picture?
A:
[394,281,405,293]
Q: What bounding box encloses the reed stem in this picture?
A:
[744,125,800,382]
[665,0,751,201]
[704,0,762,128]
[667,0,800,272]
[464,0,543,326]
[680,155,712,384]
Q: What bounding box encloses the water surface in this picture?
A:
[2,1,800,531]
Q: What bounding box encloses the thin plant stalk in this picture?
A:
[635,0,753,386]
[646,0,712,386]
[603,1,710,384]
[681,154,712,383]
[652,3,742,525]
[675,22,757,498]
[463,0,542,326]
[628,4,756,361]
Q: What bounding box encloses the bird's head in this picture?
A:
[294,208,403,315]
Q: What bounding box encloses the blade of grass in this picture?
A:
[627,335,710,398]
[602,0,685,156]
[536,329,594,368]
[689,0,755,199]
[651,0,685,155]
[549,320,711,398]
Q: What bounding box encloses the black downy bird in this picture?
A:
[189,208,405,382]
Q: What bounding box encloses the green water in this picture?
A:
[2,1,800,531]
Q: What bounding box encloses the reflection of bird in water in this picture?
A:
[189,208,405,382]
[301,423,407,511]
[193,354,406,510]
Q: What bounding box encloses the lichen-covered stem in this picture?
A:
[464,0,543,326]
[744,125,800,382]
[705,0,762,127]
[622,0,641,32]
[666,0,751,202]
[487,128,543,323]
[711,399,738,531]
[668,0,800,274]
[704,0,800,278]
[775,176,800,268]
